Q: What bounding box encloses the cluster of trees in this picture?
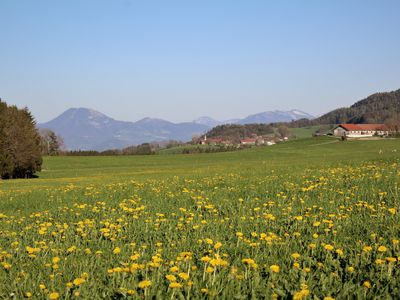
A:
[62,140,186,156]
[201,123,290,143]
[0,100,42,179]
[204,124,275,143]
[39,129,64,156]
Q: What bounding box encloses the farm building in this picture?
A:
[240,138,257,145]
[333,124,389,138]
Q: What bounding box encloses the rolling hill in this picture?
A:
[292,89,400,127]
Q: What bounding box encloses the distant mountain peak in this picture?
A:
[61,107,112,120]
[193,116,221,127]
[236,110,314,125]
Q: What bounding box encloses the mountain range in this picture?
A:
[38,109,314,151]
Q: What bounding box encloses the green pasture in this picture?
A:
[1,137,398,192]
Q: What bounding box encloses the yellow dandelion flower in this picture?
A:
[73,278,85,286]
[363,281,371,288]
[293,289,310,300]
[347,266,354,273]
[138,280,152,289]
[169,266,179,273]
[169,282,183,289]
[178,272,189,280]
[165,274,177,282]
[49,292,59,299]
[377,246,387,252]
[309,243,317,249]
[52,257,60,264]
[363,246,372,252]
[291,253,301,259]
[206,266,214,273]
[335,249,344,256]
[386,257,397,263]
[270,265,280,273]
[214,242,222,249]
[200,256,211,263]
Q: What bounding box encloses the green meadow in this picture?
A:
[0,137,399,299]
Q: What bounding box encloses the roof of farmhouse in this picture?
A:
[338,124,388,131]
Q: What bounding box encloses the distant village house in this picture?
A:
[199,135,276,147]
[333,124,389,138]
[199,136,224,145]
[240,138,257,145]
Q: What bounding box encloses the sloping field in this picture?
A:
[0,137,399,298]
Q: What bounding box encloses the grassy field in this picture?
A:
[289,126,325,139]
[0,137,399,299]
[157,144,221,155]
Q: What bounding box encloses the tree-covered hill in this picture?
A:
[283,89,400,128]
[316,89,400,124]
[202,89,400,139]
[204,124,275,143]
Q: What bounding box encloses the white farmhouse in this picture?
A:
[333,124,389,138]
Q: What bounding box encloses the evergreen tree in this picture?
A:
[0,101,42,179]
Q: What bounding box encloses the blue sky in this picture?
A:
[1,0,400,123]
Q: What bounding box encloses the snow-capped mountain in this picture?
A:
[194,110,314,126]
[236,110,314,124]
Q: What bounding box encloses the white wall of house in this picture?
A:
[333,127,347,136]
[346,132,375,138]
[333,126,389,138]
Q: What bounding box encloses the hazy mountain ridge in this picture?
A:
[39,108,315,151]
[39,108,209,151]
[194,110,314,126]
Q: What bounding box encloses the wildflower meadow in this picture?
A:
[0,137,399,299]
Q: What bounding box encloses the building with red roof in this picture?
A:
[333,124,389,138]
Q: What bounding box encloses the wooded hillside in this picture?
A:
[289,89,400,127]
[204,124,275,143]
